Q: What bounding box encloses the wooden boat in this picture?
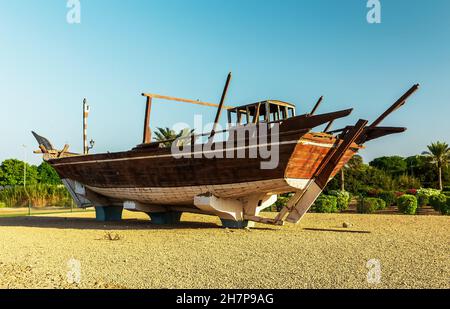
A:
[33,74,419,227]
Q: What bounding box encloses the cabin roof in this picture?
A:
[227,100,295,111]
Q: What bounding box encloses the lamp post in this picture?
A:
[22,145,31,216]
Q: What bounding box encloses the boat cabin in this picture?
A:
[227,100,296,125]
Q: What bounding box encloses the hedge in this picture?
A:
[377,191,396,206]
[397,194,418,215]
[274,195,290,212]
[328,190,350,211]
[440,197,450,215]
[430,194,447,212]
[357,197,384,214]
[416,188,441,207]
[313,195,338,213]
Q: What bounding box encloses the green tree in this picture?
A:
[422,141,450,190]
[37,162,61,185]
[405,155,436,187]
[0,159,39,186]
[347,155,363,170]
[369,156,407,176]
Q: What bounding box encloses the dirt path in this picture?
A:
[0,211,448,288]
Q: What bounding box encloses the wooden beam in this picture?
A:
[143,97,152,144]
[265,102,270,122]
[324,119,335,133]
[253,103,261,124]
[141,93,233,109]
[369,84,419,128]
[310,96,323,115]
[210,72,232,139]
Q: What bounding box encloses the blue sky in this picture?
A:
[0,0,449,165]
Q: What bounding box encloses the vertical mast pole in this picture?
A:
[143,96,153,144]
[83,98,89,155]
[209,72,232,139]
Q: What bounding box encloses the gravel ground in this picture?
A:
[0,211,448,289]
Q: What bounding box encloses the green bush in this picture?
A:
[442,191,450,197]
[313,195,338,213]
[377,191,396,207]
[430,194,447,212]
[357,197,383,214]
[0,202,5,208]
[417,193,429,207]
[397,194,418,215]
[273,195,290,212]
[375,198,387,210]
[416,188,441,207]
[440,197,450,215]
[328,190,350,211]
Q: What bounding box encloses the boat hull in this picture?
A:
[49,132,359,208]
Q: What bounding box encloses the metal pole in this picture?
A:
[22,145,30,216]
[83,98,90,154]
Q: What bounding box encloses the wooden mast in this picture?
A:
[310,96,323,115]
[143,96,152,144]
[369,84,419,128]
[209,72,232,139]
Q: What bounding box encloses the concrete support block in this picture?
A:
[148,212,182,225]
[220,219,250,229]
[95,206,123,222]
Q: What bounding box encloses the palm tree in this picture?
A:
[422,141,450,190]
[154,127,195,147]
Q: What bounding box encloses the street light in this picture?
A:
[22,144,30,216]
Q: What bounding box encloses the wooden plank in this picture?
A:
[141,93,233,109]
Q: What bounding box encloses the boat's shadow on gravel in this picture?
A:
[0,216,276,231]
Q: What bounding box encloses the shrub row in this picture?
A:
[416,188,442,207]
[430,194,450,215]
[357,197,386,214]
[313,195,338,213]
[327,190,351,211]
[312,191,351,213]
[397,194,418,215]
